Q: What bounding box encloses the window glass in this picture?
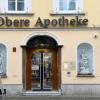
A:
[17,0,24,11]
[8,0,16,11]
[8,0,25,11]
[68,0,76,10]
[59,0,67,10]
[0,0,31,13]
[59,0,76,11]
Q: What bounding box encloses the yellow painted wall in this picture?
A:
[0,0,100,85]
[0,30,100,84]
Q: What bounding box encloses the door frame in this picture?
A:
[26,48,58,91]
[22,46,62,91]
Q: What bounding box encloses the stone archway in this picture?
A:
[21,32,62,92]
[21,32,62,46]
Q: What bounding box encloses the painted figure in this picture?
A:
[0,53,3,74]
[79,49,90,74]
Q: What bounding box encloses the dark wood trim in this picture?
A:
[57,47,62,89]
[22,48,26,90]
[51,48,58,90]
[26,48,32,90]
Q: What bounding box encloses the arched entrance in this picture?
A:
[22,35,62,91]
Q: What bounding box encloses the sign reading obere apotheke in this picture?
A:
[0,16,88,28]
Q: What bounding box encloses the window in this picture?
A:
[59,0,76,11]
[0,0,32,13]
[53,0,83,13]
[0,44,7,76]
[8,0,24,11]
[77,43,94,76]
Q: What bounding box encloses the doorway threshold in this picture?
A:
[22,90,61,96]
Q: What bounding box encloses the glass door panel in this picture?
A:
[31,51,53,91]
[31,52,41,90]
[43,53,52,90]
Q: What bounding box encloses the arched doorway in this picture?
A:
[22,35,62,91]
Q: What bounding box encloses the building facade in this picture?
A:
[0,0,100,96]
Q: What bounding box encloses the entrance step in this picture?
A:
[22,91,61,96]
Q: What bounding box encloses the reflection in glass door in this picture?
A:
[31,51,52,91]
[31,53,41,90]
[43,53,52,89]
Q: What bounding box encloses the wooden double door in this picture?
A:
[26,48,58,91]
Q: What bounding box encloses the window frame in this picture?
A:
[7,0,27,13]
[53,0,83,14]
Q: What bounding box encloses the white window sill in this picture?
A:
[50,12,85,16]
[0,13,34,16]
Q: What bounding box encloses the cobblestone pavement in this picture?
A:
[0,96,100,100]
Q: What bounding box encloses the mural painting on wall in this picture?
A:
[0,44,6,76]
[79,49,90,74]
[0,51,3,74]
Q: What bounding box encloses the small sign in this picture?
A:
[31,65,39,70]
